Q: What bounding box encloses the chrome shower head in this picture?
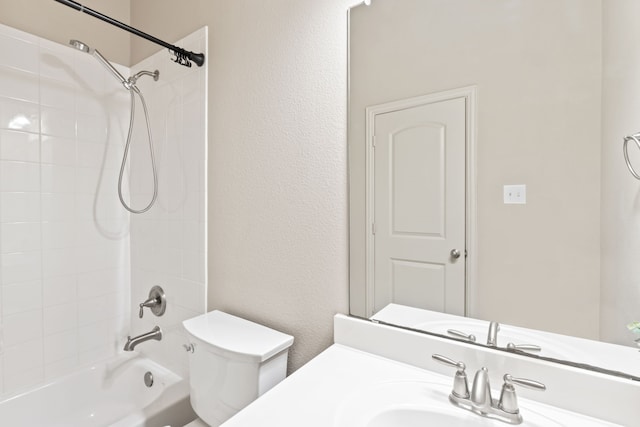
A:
[69,39,91,53]
[68,39,128,88]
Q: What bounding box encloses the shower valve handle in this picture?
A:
[138,286,166,318]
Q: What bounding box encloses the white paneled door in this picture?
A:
[372,96,466,315]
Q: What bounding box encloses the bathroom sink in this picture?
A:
[334,380,613,427]
[367,406,484,427]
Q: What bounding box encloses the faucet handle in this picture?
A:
[138,286,166,318]
[447,329,476,342]
[498,374,546,414]
[506,342,542,353]
[432,354,470,398]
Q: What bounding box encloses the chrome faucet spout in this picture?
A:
[487,321,500,347]
[123,326,162,351]
[470,367,493,412]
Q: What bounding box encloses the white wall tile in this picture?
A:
[3,339,43,393]
[78,320,109,353]
[42,248,76,279]
[1,251,41,285]
[41,164,75,193]
[3,309,42,347]
[43,302,77,335]
[77,270,116,300]
[44,330,77,364]
[0,192,40,223]
[77,113,108,143]
[43,276,76,307]
[0,161,40,192]
[41,106,76,138]
[40,79,75,110]
[73,53,106,93]
[0,222,41,253]
[0,34,38,74]
[39,42,75,85]
[44,356,78,381]
[41,221,76,249]
[41,136,76,166]
[0,98,39,133]
[0,24,134,398]
[0,130,39,163]
[2,280,42,315]
[41,193,75,221]
[78,294,112,326]
[0,66,39,104]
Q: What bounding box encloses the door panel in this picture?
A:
[373,96,466,315]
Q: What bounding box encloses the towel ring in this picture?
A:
[623,133,640,180]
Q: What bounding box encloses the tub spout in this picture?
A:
[124,326,162,351]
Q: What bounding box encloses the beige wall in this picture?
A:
[0,0,131,65]
[349,0,602,339]
[132,0,352,372]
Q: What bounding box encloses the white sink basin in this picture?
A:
[367,406,479,427]
[335,380,614,427]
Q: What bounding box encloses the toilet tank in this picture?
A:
[182,311,294,427]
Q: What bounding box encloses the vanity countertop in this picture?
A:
[220,343,621,427]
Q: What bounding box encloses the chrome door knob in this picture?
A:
[451,249,461,259]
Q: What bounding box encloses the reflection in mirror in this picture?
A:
[348,0,640,377]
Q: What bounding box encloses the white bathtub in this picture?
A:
[0,353,196,427]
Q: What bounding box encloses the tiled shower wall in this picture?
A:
[0,23,131,397]
[129,27,208,377]
[0,23,207,397]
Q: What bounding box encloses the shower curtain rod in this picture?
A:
[53,0,205,68]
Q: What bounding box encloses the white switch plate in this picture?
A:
[504,184,526,204]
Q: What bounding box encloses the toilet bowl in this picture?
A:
[181,310,294,426]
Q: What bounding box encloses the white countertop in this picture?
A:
[220,344,620,427]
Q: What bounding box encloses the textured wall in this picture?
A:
[132,0,352,372]
[0,0,131,66]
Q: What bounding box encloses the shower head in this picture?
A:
[69,39,90,53]
[68,39,128,88]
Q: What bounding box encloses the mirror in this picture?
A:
[348,0,640,377]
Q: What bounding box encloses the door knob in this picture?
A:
[451,249,461,259]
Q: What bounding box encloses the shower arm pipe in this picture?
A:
[53,0,205,67]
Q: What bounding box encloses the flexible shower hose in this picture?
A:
[118,86,158,214]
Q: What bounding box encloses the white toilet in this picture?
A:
[182,310,294,427]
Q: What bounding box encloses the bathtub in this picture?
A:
[0,353,196,427]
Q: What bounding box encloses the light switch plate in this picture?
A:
[504,184,526,204]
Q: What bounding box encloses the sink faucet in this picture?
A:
[487,321,500,346]
[433,354,546,425]
[470,367,493,412]
[123,326,162,351]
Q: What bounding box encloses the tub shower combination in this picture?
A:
[0,2,207,426]
[0,354,192,427]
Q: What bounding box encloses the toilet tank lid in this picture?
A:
[182,310,294,362]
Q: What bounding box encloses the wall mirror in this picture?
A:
[348,0,640,379]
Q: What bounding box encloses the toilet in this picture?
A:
[182,310,294,427]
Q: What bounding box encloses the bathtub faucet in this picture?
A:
[124,326,163,351]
